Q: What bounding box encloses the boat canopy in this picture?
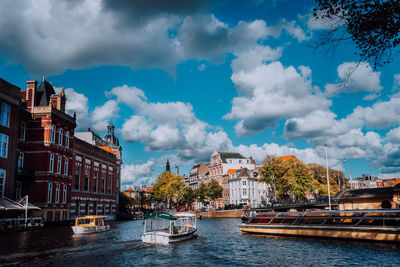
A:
[143,212,177,221]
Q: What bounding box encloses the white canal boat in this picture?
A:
[71,215,110,235]
[142,212,197,244]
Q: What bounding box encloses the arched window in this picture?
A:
[58,128,63,145]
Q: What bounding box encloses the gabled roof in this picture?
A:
[35,80,55,106]
[219,152,246,163]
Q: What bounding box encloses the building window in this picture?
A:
[93,170,98,192]
[84,168,90,191]
[64,158,68,175]
[243,188,247,195]
[15,182,21,200]
[49,154,54,172]
[0,134,8,158]
[63,184,67,203]
[17,152,24,171]
[58,128,63,145]
[0,103,10,127]
[74,165,81,190]
[48,183,53,203]
[101,172,106,193]
[0,169,5,197]
[51,125,56,143]
[55,184,60,203]
[19,121,26,140]
[65,131,69,148]
[57,155,62,174]
[108,173,112,194]
[243,180,246,186]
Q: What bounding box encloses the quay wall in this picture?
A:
[200,209,242,218]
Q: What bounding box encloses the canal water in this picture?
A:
[1,218,400,266]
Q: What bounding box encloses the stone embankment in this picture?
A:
[200,209,242,218]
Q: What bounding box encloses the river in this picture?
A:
[1,218,400,266]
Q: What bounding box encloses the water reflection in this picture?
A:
[1,218,400,266]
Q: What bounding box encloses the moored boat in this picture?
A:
[239,209,400,242]
[142,212,197,244]
[71,215,110,235]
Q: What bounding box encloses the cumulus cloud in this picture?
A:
[121,160,155,186]
[110,85,232,162]
[91,100,119,131]
[225,61,331,136]
[387,127,400,144]
[231,45,283,73]
[0,0,300,76]
[325,62,382,96]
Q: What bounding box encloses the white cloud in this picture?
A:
[387,127,400,144]
[393,74,400,92]
[325,62,382,96]
[267,19,310,42]
[231,45,283,73]
[121,160,155,185]
[91,100,119,131]
[225,61,331,136]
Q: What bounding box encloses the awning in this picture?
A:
[143,212,177,221]
[0,197,41,211]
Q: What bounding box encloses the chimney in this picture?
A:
[26,80,37,111]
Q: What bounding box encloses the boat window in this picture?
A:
[305,212,332,217]
[358,219,385,227]
[367,211,400,217]
[383,219,400,227]
[324,218,342,225]
[256,213,276,218]
[333,211,366,218]
[300,218,325,225]
[77,219,94,225]
[277,212,302,217]
[271,218,296,224]
[339,218,359,225]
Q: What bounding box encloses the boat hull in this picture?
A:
[239,224,400,242]
[142,228,197,244]
[72,225,110,235]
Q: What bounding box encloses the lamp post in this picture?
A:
[324,144,331,210]
[342,159,346,190]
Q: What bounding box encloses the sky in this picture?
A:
[1,0,400,189]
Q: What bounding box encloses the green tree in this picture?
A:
[181,187,196,206]
[207,178,223,205]
[153,171,185,208]
[194,181,208,204]
[313,0,400,69]
[259,155,286,201]
[118,192,135,213]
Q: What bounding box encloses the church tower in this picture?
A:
[166,159,171,172]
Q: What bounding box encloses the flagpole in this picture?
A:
[324,144,331,210]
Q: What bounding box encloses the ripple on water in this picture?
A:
[1,219,400,266]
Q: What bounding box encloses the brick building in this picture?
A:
[17,79,76,222]
[0,77,122,223]
[71,125,122,220]
[0,78,22,199]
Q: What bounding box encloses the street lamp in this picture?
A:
[324,144,331,210]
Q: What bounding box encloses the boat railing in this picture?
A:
[247,209,400,227]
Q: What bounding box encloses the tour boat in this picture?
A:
[71,215,110,235]
[239,209,400,242]
[142,212,197,244]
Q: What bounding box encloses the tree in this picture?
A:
[207,178,223,205]
[308,163,348,197]
[194,181,208,204]
[313,0,400,69]
[153,171,185,208]
[259,155,286,200]
[181,187,196,206]
[118,192,135,213]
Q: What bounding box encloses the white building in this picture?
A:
[350,175,382,189]
[207,151,256,208]
[228,168,268,208]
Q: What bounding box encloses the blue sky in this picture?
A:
[1,0,400,188]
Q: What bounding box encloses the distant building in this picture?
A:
[228,168,266,208]
[350,174,382,189]
[208,151,256,208]
[188,162,209,190]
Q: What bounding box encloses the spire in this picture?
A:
[166,158,171,172]
[175,164,179,175]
